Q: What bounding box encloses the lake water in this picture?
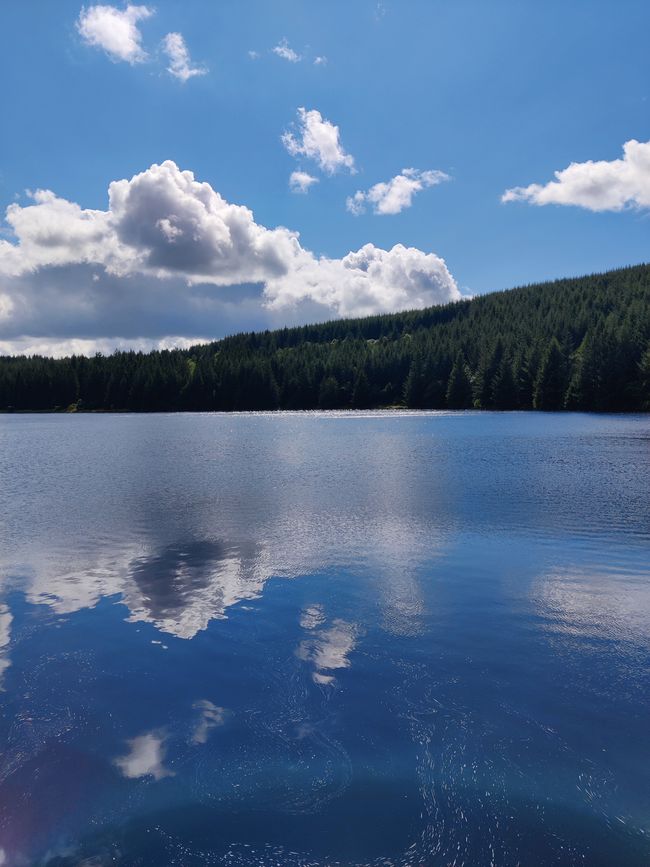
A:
[0,411,649,866]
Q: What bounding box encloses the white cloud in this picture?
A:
[313,55,327,66]
[264,242,461,318]
[282,107,355,174]
[248,50,260,60]
[347,168,450,216]
[289,170,318,194]
[77,4,153,64]
[0,161,461,349]
[114,730,174,780]
[0,335,210,358]
[162,32,207,83]
[502,139,650,211]
[272,39,301,63]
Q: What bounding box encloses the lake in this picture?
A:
[0,411,648,866]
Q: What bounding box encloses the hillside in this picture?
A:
[1,264,650,412]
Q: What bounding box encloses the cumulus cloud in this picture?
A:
[282,107,355,174]
[77,4,153,64]
[162,32,207,82]
[272,38,301,63]
[0,161,461,353]
[289,170,319,194]
[502,139,650,211]
[264,242,461,318]
[313,55,327,66]
[347,168,450,216]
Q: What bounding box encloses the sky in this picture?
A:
[1,0,650,356]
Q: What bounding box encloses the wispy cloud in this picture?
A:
[347,168,449,216]
[162,32,207,82]
[272,38,301,63]
[289,170,319,194]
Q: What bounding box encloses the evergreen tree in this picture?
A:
[403,355,424,408]
[533,338,568,410]
[446,353,473,408]
[318,375,340,409]
[491,357,518,410]
[638,344,650,411]
[351,370,372,409]
[1,263,650,413]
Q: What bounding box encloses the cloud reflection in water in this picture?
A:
[297,607,358,685]
[114,730,174,781]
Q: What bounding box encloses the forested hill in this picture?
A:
[2,263,650,412]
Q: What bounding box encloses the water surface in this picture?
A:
[0,411,648,866]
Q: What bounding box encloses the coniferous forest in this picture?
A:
[1,264,649,413]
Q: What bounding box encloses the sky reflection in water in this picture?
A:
[0,411,648,866]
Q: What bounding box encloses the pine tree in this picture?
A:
[403,355,424,408]
[351,370,372,409]
[638,344,650,411]
[446,353,473,408]
[473,339,504,408]
[491,357,518,410]
[565,333,600,410]
[318,375,340,409]
[533,338,567,410]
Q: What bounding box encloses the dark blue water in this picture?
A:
[0,411,648,866]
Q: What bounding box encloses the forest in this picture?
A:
[1,263,649,413]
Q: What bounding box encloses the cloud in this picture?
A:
[347,168,450,216]
[313,55,327,66]
[0,161,461,352]
[265,241,460,318]
[77,4,153,64]
[114,730,174,780]
[282,107,355,175]
[0,335,210,359]
[248,50,260,60]
[272,39,301,63]
[162,32,207,82]
[502,139,650,211]
[289,170,319,194]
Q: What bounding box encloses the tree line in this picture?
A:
[1,264,649,413]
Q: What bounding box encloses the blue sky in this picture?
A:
[1,0,650,355]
